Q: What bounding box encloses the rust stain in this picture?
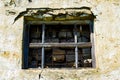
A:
[1,51,10,58]
[0,51,20,60]
[109,38,115,43]
[12,53,20,59]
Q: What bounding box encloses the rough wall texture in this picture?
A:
[0,0,120,80]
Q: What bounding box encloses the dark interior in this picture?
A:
[28,24,92,68]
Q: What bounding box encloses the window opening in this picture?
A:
[29,25,42,43]
[23,23,93,69]
[28,48,41,68]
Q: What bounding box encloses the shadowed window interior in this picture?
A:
[23,23,93,69]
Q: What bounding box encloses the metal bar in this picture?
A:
[41,47,44,68]
[74,24,78,68]
[42,24,45,43]
[41,24,45,68]
[75,46,78,68]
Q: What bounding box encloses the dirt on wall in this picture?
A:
[0,0,120,80]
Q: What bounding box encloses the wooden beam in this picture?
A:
[27,7,91,10]
[26,20,91,25]
[29,42,92,48]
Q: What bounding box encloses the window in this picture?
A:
[22,21,94,69]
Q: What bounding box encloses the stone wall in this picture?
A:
[0,0,120,80]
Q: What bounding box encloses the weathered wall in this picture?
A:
[0,0,120,80]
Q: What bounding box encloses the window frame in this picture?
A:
[22,20,95,69]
